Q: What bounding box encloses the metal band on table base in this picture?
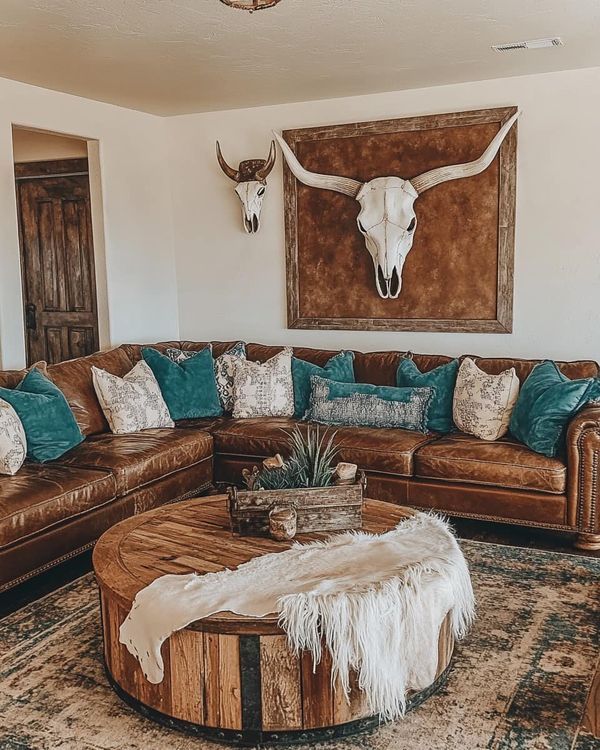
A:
[106,662,453,747]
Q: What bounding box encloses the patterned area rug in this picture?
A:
[0,540,598,750]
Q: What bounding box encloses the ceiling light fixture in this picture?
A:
[219,0,283,11]
[492,37,564,52]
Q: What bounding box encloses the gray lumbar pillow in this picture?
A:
[306,375,433,432]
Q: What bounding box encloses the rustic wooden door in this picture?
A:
[15,159,100,365]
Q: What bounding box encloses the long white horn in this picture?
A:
[273,131,362,198]
[411,111,519,194]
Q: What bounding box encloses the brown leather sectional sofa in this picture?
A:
[1,340,599,593]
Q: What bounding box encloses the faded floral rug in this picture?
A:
[0,540,598,750]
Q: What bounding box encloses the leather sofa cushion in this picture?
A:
[47,347,134,436]
[58,428,213,496]
[245,346,459,388]
[176,416,233,431]
[0,369,25,389]
[469,357,599,383]
[123,341,237,364]
[246,344,340,367]
[408,479,567,527]
[212,418,437,476]
[354,352,455,387]
[120,342,600,388]
[415,433,567,494]
[0,464,116,549]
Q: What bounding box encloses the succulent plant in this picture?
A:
[284,425,338,488]
[249,425,338,491]
[254,463,297,490]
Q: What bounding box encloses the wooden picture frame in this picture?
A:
[283,106,517,333]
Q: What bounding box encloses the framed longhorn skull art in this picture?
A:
[276,106,518,332]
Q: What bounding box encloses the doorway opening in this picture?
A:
[12,126,105,366]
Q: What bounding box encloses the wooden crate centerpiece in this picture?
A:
[228,426,365,537]
[228,471,366,536]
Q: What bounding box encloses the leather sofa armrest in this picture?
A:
[566,404,600,534]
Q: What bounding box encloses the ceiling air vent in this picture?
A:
[492,37,564,52]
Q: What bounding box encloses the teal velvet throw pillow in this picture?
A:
[396,357,459,433]
[509,360,598,457]
[292,351,355,418]
[306,375,433,432]
[0,368,84,462]
[142,347,223,420]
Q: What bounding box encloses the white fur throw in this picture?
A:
[120,513,474,721]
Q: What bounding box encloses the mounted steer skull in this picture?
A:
[216,141,276,234]
[274,112,518,298]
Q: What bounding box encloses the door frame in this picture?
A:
[14,156,102,365]
[14,157,90,181]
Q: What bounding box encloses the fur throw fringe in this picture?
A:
[120,512,475,722]
[279,515,475,720]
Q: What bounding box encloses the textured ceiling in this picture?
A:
[0,0,598,115]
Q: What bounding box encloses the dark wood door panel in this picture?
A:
[63,196,95,313]
[41,324,97,364]
[16,160,99,365]
[68,326,97,359]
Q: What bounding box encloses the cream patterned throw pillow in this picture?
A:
[232,348,294,418]
[92,361,174,434]
[0,399,27,475]
[453,357,520,441]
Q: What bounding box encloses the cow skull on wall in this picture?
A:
[274,111,518,298]
[216,141,276,234]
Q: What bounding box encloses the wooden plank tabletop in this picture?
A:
[93,495,414,632]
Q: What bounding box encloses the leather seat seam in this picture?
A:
[407,504,571,531]
[0,473,116,526]
[116,454,212,496]
[66,453,212,497]
[413,472,564,494]
[0,480,213,591]
[215,452,415,480]
[416,454,566,474]
[0,473,213,551]
[0,492,118,551]
[213,434,432,457]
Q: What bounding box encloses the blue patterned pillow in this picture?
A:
[164,344,212,364]
[306,376,433,432]
[292,351,355,418]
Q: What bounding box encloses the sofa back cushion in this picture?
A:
[123,341,237,365]
[120,341,186,364]
[241,345,600,389]
[47,347,134,436]
[10,340,595,438]
[246,343,339,367]
[469,357,599,383]
[0,370,26,389]
[244,345,456,388]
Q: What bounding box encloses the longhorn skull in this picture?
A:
[216,141,276,233]
[274,112,518,298]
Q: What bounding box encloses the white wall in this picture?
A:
[2,68,599,368]
[167,67,600,362]
[12,127,88,162]
[0,76,178,369]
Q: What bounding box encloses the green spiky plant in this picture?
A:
[254,464,297,491]
[284,425,338,488]
[250,425,339,491]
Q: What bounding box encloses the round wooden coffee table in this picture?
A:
[93,496,454,746]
